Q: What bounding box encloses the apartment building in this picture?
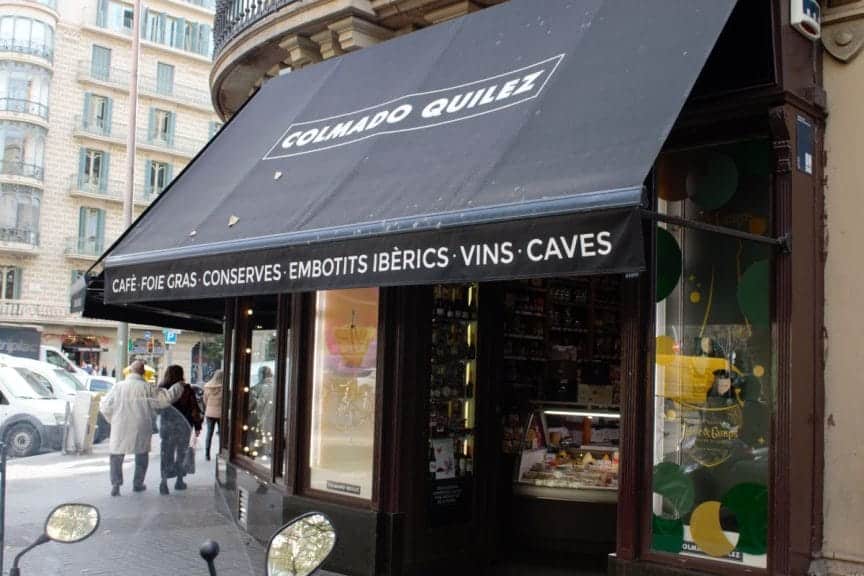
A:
[0,0,220,378]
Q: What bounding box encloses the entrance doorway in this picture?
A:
[419,276,625,576]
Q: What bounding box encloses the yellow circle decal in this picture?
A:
[690,291,702,304]
[690,501,736,558]
[656,335,677,355]
[753,365,765,378]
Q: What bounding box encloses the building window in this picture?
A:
[0,61,51,118]
[650,141,772,568]
[97,0,133,34]
[90,45,111,81]
[0,16,54,61]
[82,93,112,135]
[0,121,46,180]
[78,148,110,193]
[76,207,105,255]
[0,267,21,300]
[0,183,40,245]
[156,62,174,95]
[236,298,280,469]
[140,8,212,58]
[145,160,172,196]
[148,108,175,146]
[307,288,379,500]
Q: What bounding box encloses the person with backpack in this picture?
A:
[157,365,203,495]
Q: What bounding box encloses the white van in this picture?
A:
[40,345,88,383]
[0,361,68,457]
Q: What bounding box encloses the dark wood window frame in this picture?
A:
[296,288,387,510]
[230,295,290,483]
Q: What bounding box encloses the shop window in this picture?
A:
[236,299,280,469]
[307,288,379,501]
[650,141,773,568]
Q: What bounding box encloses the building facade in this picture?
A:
[0,0,220,378]
[820,2,864,576]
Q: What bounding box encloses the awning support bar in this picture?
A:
[640,209,791,253]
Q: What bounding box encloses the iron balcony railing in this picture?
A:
[0,39,53,63]
[0,160,44,180]
[0,98,49,120]
[77,60,128,88]
[65,236,104,258]
[0,226,39,246]
[78,61,212,109]
[214,0,301,57]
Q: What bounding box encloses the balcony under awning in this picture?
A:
[74,0,736,327]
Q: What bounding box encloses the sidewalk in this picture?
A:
[3,438,266,576]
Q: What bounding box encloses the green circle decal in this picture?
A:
[737,259,770,326]
[721,483,769,555]
[656,227,682,303]
[686,151,739,211]
[652,514,684,553]
[652,462,695,517]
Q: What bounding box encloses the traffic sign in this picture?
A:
[163,330,178,345]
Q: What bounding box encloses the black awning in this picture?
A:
[73,274,223,333]
[98,0,735,304]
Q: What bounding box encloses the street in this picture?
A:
[2,438,266,576]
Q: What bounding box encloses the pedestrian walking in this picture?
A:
[99,360,184,496]
[202,369,223,461]
[158,365,203,495]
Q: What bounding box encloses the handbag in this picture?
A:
[184,434,197,475]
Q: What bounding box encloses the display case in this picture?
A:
[514,404,620,503]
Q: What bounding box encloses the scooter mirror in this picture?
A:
[266,513,336,576]
[44,503,100,543]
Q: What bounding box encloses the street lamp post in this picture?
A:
[118,0,142,371]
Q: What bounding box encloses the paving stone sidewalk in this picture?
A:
[2,439,266,576]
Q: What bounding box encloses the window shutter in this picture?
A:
[189,22,199,53]
[141,7,149,38]
[77,206,86,251]
[147,107,155,142]
[96,0,108,28]
[104,97,113,135]
[11,267,21,300]
[100,152,110,193]
[165,163,174,185]
[173,18,185,49]
[201,24,212,57]
[158,13,167,44]
[96,209,105,252]
[166,112,176,146]
[82,93,92,129]
[145,160,153,195]
[77,148,87,188]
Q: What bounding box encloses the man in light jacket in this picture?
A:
[100,360,184,496]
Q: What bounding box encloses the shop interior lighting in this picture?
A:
[246,308,254,316]
[544,410,621,419]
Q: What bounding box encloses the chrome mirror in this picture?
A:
[266,513,336,576]
[44,503,100,543]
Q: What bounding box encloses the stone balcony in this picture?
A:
[211,0,505,119]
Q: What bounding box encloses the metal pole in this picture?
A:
[0,441,7,576]
[117,0,142,371]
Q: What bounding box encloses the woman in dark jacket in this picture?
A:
[158,365,202,495]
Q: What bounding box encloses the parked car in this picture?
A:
[0,355,110,444]
[85,375,115,393]
[40,346,88,383]
[0,362,67,457]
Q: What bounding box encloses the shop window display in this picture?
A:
[308,288,379,500]
[651,141,773,567]
[238,305,279,468]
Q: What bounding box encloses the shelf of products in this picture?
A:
[428,284,478,481]
[514,404,620,503]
